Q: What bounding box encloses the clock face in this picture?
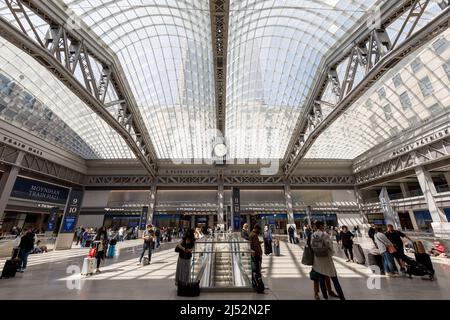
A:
[213,143,227,157]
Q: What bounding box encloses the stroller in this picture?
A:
[403,241,435,280]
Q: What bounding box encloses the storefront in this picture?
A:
[413,210,433,232]
[102,210,141,230]
[293,212,338,229]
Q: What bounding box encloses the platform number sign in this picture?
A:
[60,189,84,234]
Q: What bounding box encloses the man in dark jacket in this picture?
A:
[368,224,376,242]
[18,229,35,272]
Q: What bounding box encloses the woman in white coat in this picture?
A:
[311,221,346,300]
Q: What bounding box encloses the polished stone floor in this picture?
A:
[0,239,449,300]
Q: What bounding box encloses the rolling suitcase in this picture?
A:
[81,257,96,276]
[1,259,19,279]
[106,245,116,258]
[272,242,281,256]
[177,281,200,297]
[415,252,434,275]
[353,243,366,265]
[368,253,384,274]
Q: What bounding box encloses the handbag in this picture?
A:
[301,245,314,266]
[88,247,97,258]
[387,245,397,254]
[309,269,321,282]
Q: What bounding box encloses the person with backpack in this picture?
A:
[374,227,397,277]
[138,225,155,265]
[93,227,108,273]
[288,225,296,244]
[340,226,355,263]
[17,229,35,273]
[311,221,346,300]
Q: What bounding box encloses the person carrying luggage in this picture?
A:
[340,226,355,263]
[17,229,35,273]
[385,224,412,274]
[374,227,397,277]
[138,225,155,266]
[93,227,108,273]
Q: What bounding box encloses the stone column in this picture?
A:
[284,181,295,234]
[415,166,448,223]
[354,186,369,224]
[399,182,419,231]
[0,151,25,231]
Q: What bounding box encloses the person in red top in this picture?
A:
[430,241,447,257]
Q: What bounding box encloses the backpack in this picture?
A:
[311,233,329,257]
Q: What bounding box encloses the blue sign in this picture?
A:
[47,207,59,232]
[11,177,69,204]
[59,189,84,234]
[140,206,149,230]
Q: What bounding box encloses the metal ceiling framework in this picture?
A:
[283,0,450,177]
[210,0,230,134]
[0,0,158,177]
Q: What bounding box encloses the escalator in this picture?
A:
[191,233,253,291]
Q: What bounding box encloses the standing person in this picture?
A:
[374,227,397,277]
[175,229,196,286]
[17,229,35,273]
[368,224,376,242]
[155,227,161,249]
[288,225,296,244]
[75,227,82,246]
[311,221,346,300]
[263,225,273,256]
[385,224,412,274]
[241,223,250,240]
[118,227,124,242]
[12,232,21,259]
[340,226,355,263]
[249,224,264,293]
[93,227,108,274]
[138,225,155,265]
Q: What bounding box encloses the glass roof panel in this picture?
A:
[0,38,134,159]
[63,0,216,160]
[226,0,381,160]
[305,28,450,159]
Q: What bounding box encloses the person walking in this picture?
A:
[12,232,21,260]
[263,225,273,256]
[155,227,161,249]
[93,227,108,273]
[17,229,34,272]
[288,225,296,244]
[175,229,196,286]
[374,227,397,277]
[385,224,412,274]
[340,226,355,263]
[311,221,346,300]
[138,225,155,265]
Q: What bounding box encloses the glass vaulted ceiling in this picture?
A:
[0,38,134,159]
[226,0,380,160]
[63,0,216,160]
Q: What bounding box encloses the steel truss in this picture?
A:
[0,141,84,185]
[283,0,450,177]
[355,136,450,188]
[0,0,158,177]
[210,0,230,133]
